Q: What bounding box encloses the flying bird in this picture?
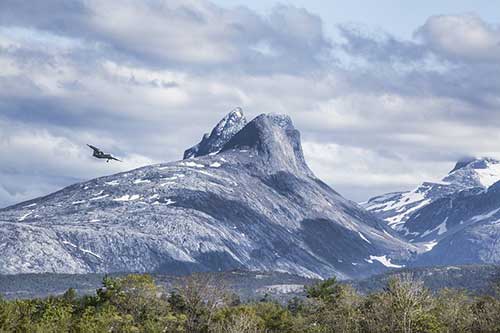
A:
[87,144,122,162]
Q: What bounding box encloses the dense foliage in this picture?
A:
[1,273,499,332]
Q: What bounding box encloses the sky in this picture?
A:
[1,0,500,207]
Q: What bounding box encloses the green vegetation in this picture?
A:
[0,273,499,332]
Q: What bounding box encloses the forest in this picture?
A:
[1,272,500,332]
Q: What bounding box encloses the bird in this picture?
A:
[87,144,122,162]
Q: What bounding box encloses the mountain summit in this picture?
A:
[0,111,413,279]
[183,107,247,159]
[221,113,313,177]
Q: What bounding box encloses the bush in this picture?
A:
[0,273,500,332]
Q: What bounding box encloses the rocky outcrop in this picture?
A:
[183,107,247,159]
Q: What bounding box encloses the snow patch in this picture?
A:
[80,248,102,259]
[18,212,33,221]
[210,162,222,168]
[475,161,500,187]
[420,218,448,238]
[470,207,500,222]
[90,194,109,201]
[421,240,438,252]
[366,255,404,268]
[23,203,37,208]
[113,194,140,202]
[105,180,120,186]
[72,200,86,205]
[62,240,102,259]
[133,179,151,184]
[180,161,205,168]
[358,232,371,244]
[62,240,77,248]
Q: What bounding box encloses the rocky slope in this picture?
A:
[364,157,500,265]
[363,158,500,232]
[409,182,500,266]
[0,111,414,279]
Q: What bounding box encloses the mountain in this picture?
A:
[183,107,247,159]
[0,110,414,279]
[363,157,500,232]
[409,181,500,266]
[364,157,500,265]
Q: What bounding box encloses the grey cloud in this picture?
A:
[338,25,428,63]
[415,14,500,63]
[334,21,500,120]
[0,0,332,74]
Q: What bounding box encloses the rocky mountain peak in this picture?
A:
[183,107,247,159]
[449,157,477,174]
[221,113,313,176]
[443,157,500,188]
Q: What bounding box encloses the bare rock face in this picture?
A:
[0,111,414,279]
[183,107,247,159]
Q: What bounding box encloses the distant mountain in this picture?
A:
[364,157,500,265]
[363,157,500,231]
[410,182,500,266]
[0,110,413,279]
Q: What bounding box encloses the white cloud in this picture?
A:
[416,14,500,62]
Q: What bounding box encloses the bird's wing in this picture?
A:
[110,156,122,162]
[87,144,103,154]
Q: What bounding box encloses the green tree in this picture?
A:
[471,295,500,333]
[305,277,342,305]
[374,275,439,333]
[253,302,293,333]
[434,288,473,332]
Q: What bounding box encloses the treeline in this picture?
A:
[1,273,499,332]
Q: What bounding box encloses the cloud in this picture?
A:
[0,0,332,73]
[0,3,500,207]
[337,24,428,64]
[416,14,500,63]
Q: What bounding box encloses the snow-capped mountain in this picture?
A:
[0,111,414,279]
[363,158,500,231]
[364,157,500,265]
